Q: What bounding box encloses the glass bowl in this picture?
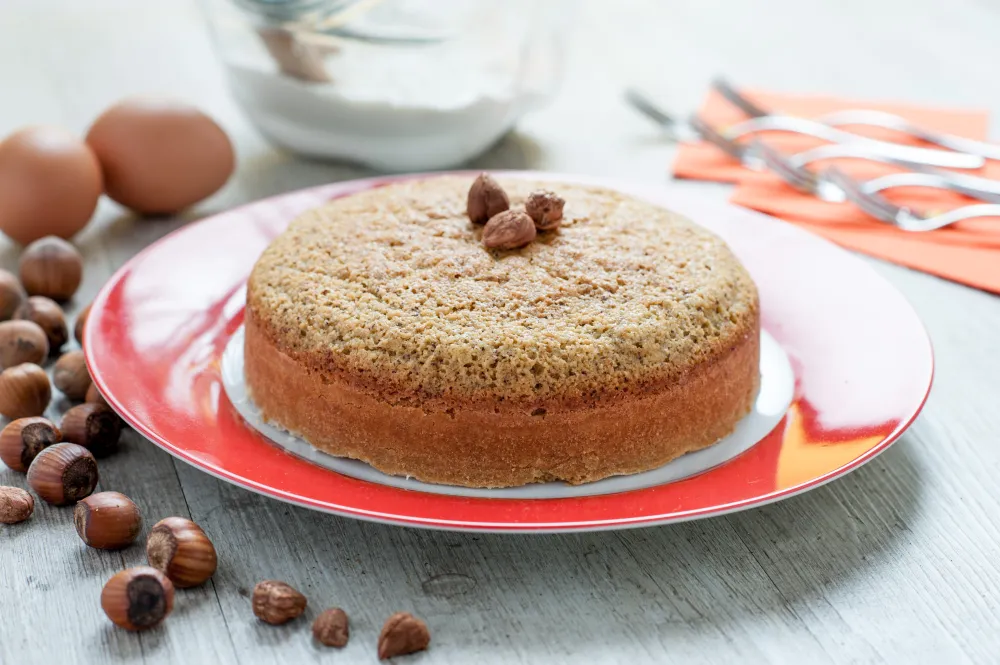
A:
[199,0,570,171]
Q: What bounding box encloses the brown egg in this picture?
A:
[86,98,234,215]
[0,127,102,245]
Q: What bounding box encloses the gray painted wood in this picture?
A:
[2,0,1000,662]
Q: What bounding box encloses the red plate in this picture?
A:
[85,172,933,532]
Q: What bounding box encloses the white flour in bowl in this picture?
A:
[223,13,558,171]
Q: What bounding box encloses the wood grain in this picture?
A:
[2,0,1000,663]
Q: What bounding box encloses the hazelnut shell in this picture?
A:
[74,302,92,344]
[101,566,175,632]
[0,270,26,321]
[75,491,142,550]
[26,442,98,506]
[60,402,122,458]
[85,382,109,407]
[14,296,68,354]
[0,416,61,473]
[0,363,51,420]
[53,350,91,400]
[19,236,83,302]
[0,320,49,368]
[146,516,218,588]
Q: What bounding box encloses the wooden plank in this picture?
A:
[175,460,839,664]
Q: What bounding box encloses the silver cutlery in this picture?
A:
[753,139,1000,204]
[625,89,980,174]
[625,88,984,170]
[826,167,1000,231]
[713,77,1000,162]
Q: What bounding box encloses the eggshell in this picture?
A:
[0,126,102,245]
[85,98,235,216]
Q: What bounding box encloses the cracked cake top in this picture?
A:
[246,176,758,407]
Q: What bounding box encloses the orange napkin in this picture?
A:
[672,88,1000,294]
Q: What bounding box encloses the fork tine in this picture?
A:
[688,115,747,161]
[624,88,678,128]
[711,78,771,118]
[824,167,903,224]
[751,139,820,193]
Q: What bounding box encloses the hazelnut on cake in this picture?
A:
[244,175,760,488]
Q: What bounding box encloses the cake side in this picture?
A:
[246,176,759,412]
[243,307,760,487]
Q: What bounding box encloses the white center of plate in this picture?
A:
[222,327,793,499]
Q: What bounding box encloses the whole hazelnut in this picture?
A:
[525,190,565,231]
[60,402,122,458]
[146,516,218,588]
[378,612,430,660]
[482,210,536,250]
[26,442,98,506]
[0,363,51,419]
[75,491,142,550]
[0,269,26,321]
[74,302,92,345]
[0,320,49,368]
[101,566,175,632]
[53,350,92,400]
[252,580,307,625]
[0,417,61,472]
[313,607,349,648]
[467,173,510,224]
[19,236,83,302]
[85,382,109,407]
[14,296,68,354]
[0,485,34,524]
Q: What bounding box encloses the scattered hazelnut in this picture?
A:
[482,210,536,250]
[74,491,142,550]
[19,236,83,302]
[313,607,350,647]
[0,363,51,420]
[467,173,510,224]
[147,516,218,588]
[101,566,175,632]
[525,190,565,231]
[252,580,307,625]
[0,320,49,368]
[60,403,122,458]
[0,485,34,524]
[74,302,92,345]
[85,382,109,407]
[0,417,61,472]
[14,296,68,354]
[378,612,430,660]
[26,442,98,506]
[53,350,92,400]
[0,269,25,321]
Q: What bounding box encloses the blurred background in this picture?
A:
[6,0,998,216]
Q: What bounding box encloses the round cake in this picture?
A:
[244,175,760,488]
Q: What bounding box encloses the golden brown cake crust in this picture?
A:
[244,175,760,488]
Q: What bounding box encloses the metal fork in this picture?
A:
[825,167,1000,231]
[625,89,978,174]
[753,139,1000,204]
[625,88,984,170]
[713,77,1000,161]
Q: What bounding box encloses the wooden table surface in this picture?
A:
[3,1,1000,663]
